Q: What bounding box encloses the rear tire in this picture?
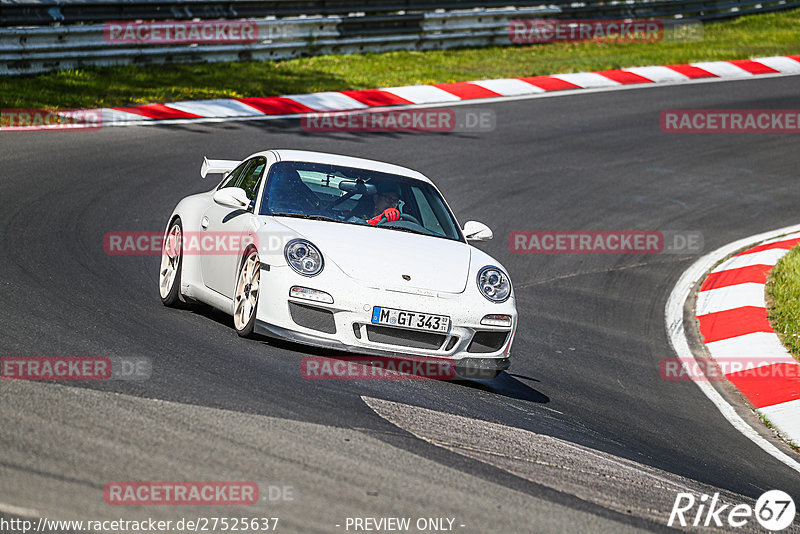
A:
[159,219,183,307]
[234,248,260,338]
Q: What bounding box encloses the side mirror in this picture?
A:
[463,221,493,242]
[213,187,250,209]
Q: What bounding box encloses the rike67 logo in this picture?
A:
[669,490,796,531]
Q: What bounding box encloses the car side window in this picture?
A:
[219,161,249,190]
[239,157,267,200]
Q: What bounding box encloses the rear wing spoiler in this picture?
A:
[200,157,240,179]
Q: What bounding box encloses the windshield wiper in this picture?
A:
[380,225,434,237]
[271,213,342,223]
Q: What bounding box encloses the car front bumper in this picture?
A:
[254,263,517,367]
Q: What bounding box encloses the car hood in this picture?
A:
[274,217,470,293]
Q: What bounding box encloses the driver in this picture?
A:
[352,183,403,225]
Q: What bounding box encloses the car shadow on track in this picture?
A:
[450,372,550,404]
[183,303,550,405]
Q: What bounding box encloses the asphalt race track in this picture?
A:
[1,75,799,533]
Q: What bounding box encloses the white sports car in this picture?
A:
[159,150,517,378]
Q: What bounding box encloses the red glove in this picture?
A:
[368,208,401,225]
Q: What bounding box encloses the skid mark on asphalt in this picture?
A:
[0,380,651,534]
[362,396,780,533]
[515,257,691,290]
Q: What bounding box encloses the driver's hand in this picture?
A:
[368,208,401,226]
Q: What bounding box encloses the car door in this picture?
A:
[200,156,267,298]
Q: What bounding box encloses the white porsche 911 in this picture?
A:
[159,150,517,378]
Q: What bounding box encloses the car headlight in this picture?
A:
[284,239,324,277]
[477,266,511,303]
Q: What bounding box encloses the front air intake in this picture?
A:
[365,325,446,350]
[289,302,336,334]
[467,331,508,353]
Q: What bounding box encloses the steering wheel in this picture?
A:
[378,213,421,226]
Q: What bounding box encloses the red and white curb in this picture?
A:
[86,55,800,126]
[667,224,800,475]
[695,232,800,445]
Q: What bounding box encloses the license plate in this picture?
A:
[371,306,450,333]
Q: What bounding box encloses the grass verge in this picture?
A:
[757,410,800,450]
[1,8,799,109]
[766,245,800,361]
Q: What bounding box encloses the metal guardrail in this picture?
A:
[0,0,798,76]
[2,0,797,26]
[0,1,602,26]
[2,7,563,75]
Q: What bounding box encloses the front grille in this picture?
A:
[289,302,336,334]
[467,331,509,353]
[365,325,446,350]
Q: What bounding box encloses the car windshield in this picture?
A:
[260,161,463,241]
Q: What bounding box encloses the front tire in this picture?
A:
[234,248,260,338]
[159,219,183,307]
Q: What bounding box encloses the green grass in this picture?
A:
[2,8,799,109]
[766,245,800,360]
[757,410,800,450]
